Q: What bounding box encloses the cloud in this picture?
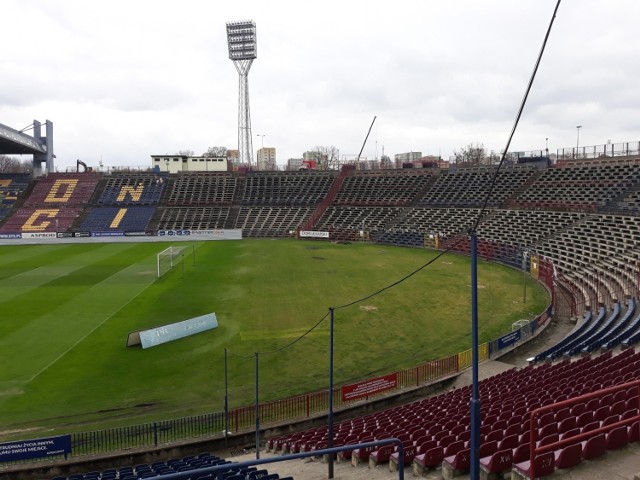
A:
[1,0,639,169]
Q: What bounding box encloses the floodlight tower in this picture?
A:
[226,20,257,168]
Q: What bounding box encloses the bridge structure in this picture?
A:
[0,119,54,175]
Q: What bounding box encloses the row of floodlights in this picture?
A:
[226,20,257,60]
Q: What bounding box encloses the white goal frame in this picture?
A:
[157,246,185,278]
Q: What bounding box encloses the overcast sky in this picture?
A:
[2,0,639,170]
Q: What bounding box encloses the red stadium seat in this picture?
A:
[512,451,555,478]
[554,443,582,470]
[606,426,629,450]
[582,433,606,460]
[479,448,513,476]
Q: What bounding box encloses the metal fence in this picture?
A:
[557,141,640,161]
[71,412,226,456]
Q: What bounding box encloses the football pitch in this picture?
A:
[0,239,548,439]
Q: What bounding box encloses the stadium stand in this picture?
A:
[79,206,156,233]
[267,349,640,477]
[4,157,640,478]
[331,170,434,206]
[0,173,31,221]
[96,173,166,205]
[0,173,99,233]
[23,173,99,207]
[49,451,293,480]
[416,165,538,207]
[510,159,640,211]
[239,171,336,205]
[152,206,232,231]
[165,172,237,205]
[234,206,314,238]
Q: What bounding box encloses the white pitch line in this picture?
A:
[27,269,157,383]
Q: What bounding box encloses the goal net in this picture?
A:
[157,246,186,278]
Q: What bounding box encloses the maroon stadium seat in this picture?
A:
[512,451,555,478]
[554,443,582,469]
[582,433,606,460]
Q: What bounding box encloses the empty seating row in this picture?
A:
[153,206,232,231]
[332,170,434,206]
[0,207,82,232]
[97,174,166,205]
[234,206,313,238]
[240,171,336,205]
[416,166,538,208]
[267,349,640,477]
[315,206,402,233]
[0,173,31,214]
[166,173,238,205]
[24,173,100,207]
[51,451,294,480]
[513,162,640,209]
[79,207,156,232]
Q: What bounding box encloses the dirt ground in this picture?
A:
[218,315,640,480]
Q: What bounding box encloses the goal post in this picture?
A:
[157,246,186,278]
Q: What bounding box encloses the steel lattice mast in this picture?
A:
[226,20,257,168]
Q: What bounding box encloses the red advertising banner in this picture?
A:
[341,373,398,402]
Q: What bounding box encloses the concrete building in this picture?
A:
[151,155,228,173]
[256,147,276,171]
[287,158,304,171]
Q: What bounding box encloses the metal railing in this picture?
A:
[526,379,640,478]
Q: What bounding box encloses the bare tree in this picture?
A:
[177,149,194,157]
[0,155,32,173]
[202,146,228,157]
[454,143,487,166]
[311,145,340,170]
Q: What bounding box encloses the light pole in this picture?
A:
[224,348,229,448]
[545,137,549,156]
[256,134,266,149]
[522,250,529,304]
[576,126,582,158]
[255,352,260,459]
[227,20,257,167]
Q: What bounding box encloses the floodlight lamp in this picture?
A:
[226,20,257,61]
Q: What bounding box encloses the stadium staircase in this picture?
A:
[504,168,545,208]
[299,165,354,232]
[224,174,245,229]
[379,173,441,231]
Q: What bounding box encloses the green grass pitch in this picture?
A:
[0,239,548,439]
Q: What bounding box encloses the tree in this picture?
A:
[453,143,486,166]
[0,155,32,173]
[202,146,228,157]
[311,145,340,170]
[177,149,194,157]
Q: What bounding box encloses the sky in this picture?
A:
[1,0,640,170]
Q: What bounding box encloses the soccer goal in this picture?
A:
[157,246,186,278]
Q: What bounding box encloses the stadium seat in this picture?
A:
[442,447,470,478]
[480,449,514,478]
[606,425,629,450]
[582,433,607,460]
[512,451,555,479]
[554,442,583,469]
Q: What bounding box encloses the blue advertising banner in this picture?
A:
[92,231,124,237]
[138,313,218,349]
[497,329,521,350]
[0,435,71,463]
